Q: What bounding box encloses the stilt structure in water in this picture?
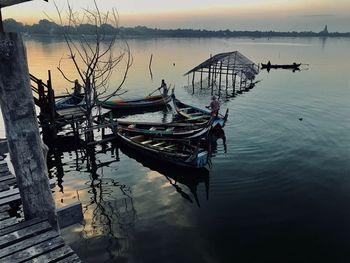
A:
[30,71,118,147]
[184,51,259,97]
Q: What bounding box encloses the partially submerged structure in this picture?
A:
[185,51,259,96]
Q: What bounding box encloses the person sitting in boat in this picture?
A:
[267,60,271,67]
[160,79,168,97]
[207,96,220,117]
[73,79,82,97]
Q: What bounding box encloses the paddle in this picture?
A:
[148,86,162,96]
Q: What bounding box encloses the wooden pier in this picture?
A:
[30,71,118,147]
[0,155,81,262]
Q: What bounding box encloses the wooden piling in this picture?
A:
[208,65,211,89]
[192,71,195,94]
[0,32,57,229]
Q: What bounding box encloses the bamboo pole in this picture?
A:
[0,32,58,229]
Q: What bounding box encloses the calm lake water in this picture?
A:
[5,36,350,262]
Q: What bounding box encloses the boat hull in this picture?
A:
[172,94,228,129]
[100,95,172,110]
[117,131,209,169]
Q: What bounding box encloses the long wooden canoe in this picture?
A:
[55,94,84,110]
[117,119,211,138]
[261,63,301,69]
[99,94,172,110]
[117,130,209,169]
[172,94,228,129]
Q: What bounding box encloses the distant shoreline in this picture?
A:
[4,19,350,38]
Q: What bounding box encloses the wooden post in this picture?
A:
[200,69,203,90]
[208,66,211,89]
[0,32,57,229]
[232,73,236,94]
[218,61,223,91]
[192,71,195,94]
[0,8,3,33]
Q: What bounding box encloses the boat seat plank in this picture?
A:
[130,135,145,141]
[188,112,203,116]
[151,142,166,147]
[141,140,153,145]
[179,107,192,111]
[164,144,176,149]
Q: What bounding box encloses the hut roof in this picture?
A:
[185,51,259,79]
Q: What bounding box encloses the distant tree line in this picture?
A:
[3,18,350,38]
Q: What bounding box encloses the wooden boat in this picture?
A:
[117,130,210,169]
[55,94,84,110]
[117,119,211,138]
[261,62,301,69]
[99,94,172,110]
[172,94,228,129]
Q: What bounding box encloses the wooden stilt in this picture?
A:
[0,32,57,229]
[192,71,195,94]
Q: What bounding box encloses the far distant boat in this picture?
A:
[261,62,301,70]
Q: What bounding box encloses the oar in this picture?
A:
[148,86,161,96]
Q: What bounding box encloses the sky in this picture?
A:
[2,0,350,32]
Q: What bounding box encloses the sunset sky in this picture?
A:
[2,0,350,32]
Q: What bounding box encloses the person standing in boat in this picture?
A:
[73,79,82,97]
[207,96,220,117]
[160,79,168,97]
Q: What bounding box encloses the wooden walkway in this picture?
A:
[0,155,81,262]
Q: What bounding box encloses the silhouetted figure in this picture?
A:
[160,79,168,96]
[267,60,271,67]
[207,96,220,117]
[73,79,82,96]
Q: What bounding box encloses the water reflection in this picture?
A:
[117,141,210,207]
[209,129,227,155]
[48,143,136,261]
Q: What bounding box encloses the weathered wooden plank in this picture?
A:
[0,193,20,206]
[0,211,10,221]
[0,184,10,192]
[0,229,58,258]
[56,253,81,263]
[0,168,10,175]
[0,188,18,199]
[0,32,58,229]
[0,178,16,187]
[0,218,44,236]
[0,236,64,262]
[57,201,83,228]
[0,221,51,248]
[0,217,17,230]
[0,175,14,182]
[28,244,74,263]
[0,204,10,213]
